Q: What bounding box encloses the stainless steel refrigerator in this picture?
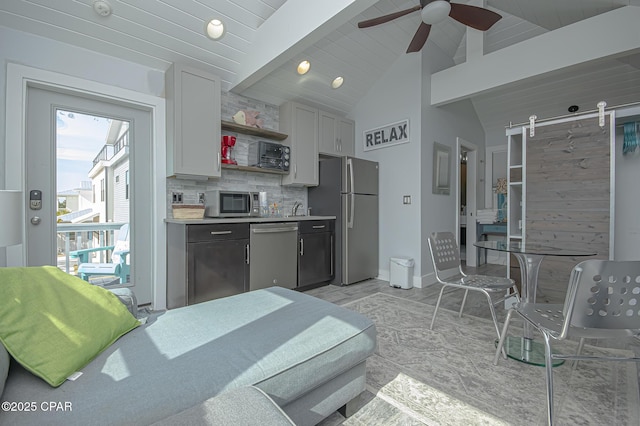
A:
[308,156,379,285]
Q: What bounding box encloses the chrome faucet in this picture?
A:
[292,201,303,216]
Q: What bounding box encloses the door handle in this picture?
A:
[30,216,41,225]
[347,158,354,193]
[252,227,298,234]
[348,194,354,229]
[330,234,334,276]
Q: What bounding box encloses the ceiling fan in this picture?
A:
[358,0,502,53]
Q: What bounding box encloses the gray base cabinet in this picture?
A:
[167,223,249,308]
[298,220,335,287]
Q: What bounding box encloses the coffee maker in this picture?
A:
[221,135,237,165]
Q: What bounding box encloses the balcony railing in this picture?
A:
[56,222,126,276]
[91,130,129,167]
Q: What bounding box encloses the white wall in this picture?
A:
[352,54,423,283]
[351,48,486,287]
[0,26,164,190]
[420,48,486,284]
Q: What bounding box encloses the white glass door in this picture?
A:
[25,85,153,304]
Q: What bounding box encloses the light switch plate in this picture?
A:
[403,195,411,204]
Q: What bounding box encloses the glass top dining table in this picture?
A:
[474,240,597,366]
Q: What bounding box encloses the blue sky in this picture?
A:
[56,110,110,192]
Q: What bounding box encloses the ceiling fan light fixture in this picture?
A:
[205,19,226,40]
[297,60,310,75]
[421,0,451,25]
[331,77,344,89]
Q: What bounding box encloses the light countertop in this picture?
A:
[165,215,336,225]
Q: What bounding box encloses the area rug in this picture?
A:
[341,293,640,426]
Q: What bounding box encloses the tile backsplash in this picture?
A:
[167,91,307,218]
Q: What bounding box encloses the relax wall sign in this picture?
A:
[363,119,409,151]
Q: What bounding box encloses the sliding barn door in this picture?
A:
[526,115,612,303]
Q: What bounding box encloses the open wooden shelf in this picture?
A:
[221,163,288,175]
[221,120,288,141]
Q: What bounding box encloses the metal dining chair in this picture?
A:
[428,231,520,342]
[493,259,640,425]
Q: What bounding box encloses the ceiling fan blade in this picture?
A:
[449,3,501,31]
[406,22,431,53]
[358,5,421,28]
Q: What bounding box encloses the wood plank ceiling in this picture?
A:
[1,0,639,132]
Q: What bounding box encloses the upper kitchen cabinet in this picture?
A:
[319,111,355,157]
[166,63,221,179]
[279,101,319,186]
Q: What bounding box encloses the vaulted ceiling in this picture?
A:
[2,0,639,132]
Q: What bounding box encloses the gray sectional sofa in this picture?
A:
[1,286,376,425]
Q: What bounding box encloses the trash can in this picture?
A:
[389,256,414,289]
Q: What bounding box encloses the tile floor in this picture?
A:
[303,261,640,423]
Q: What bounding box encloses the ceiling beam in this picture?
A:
[231,0,378,93]
[431,6,640,106]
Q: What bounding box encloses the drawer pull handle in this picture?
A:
[210,230,232,235]
[312,225,326,229]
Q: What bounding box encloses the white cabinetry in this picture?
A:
[279,101,319,186]
[319,111,355,156]
[166,63,221,179]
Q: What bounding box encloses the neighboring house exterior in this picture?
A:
[56,120,130,258]
[87,120,130,225]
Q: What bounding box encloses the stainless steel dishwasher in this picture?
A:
[249,222,299,291]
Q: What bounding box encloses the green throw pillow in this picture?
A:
[0,266,140,387]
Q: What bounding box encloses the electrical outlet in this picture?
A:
[403,195,411,204]
[198,192,205,204]
[172,192,183,204]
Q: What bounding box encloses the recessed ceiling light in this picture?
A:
[297,60,311,75]
[205,19,226,40]
[331,77,344,89]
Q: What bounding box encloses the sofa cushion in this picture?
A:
[152,386,295,426]
[0,286,376,425]
[0,343,8,398]
[0,266,140,387]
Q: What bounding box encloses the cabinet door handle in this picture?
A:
[330,234,334,276]
[294,164,297,178]
[245,244,250,264]
[312,225,326,229]
[210,230,232,235]
[217,152,221,171]
[300,238,304,256]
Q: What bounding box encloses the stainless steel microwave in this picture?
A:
[204,190,262,217]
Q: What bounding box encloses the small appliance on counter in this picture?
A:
[248,140,290,171]
[204,190,263,217]
[221,135,237,165]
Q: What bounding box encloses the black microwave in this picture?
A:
[248,141,290,172]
